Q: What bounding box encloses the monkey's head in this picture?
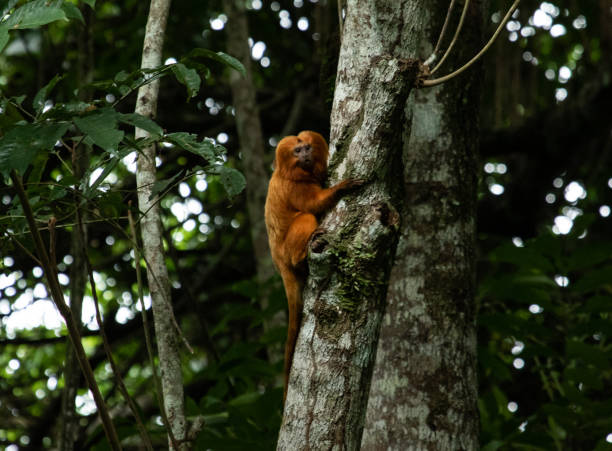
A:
[275,131,329,181]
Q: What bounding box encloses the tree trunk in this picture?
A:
[223,0,282,360]
[277,1,426,449]
[362,1,484,449]
[135,0,186,448]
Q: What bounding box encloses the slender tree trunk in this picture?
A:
[362,1,484,449]
[135,0,186,448]
[277,1,426,449]
[223,0,282,360]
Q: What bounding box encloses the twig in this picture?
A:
[9,170,122,451]
[78,206,154,450]
[127,203,180,451]
[431,0,470,74]
[424,0,457,66]
[423,0,520,87]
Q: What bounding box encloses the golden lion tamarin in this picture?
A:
[264,130,363,401]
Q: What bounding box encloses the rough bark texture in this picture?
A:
[277,1,426,449]
[135,0,186,448]
[223,0,282,359]
[362,1,484,449]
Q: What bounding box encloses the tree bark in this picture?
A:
[223,0,282,360]
[277,1,426,449]
[362,1,484,449]
[135,0,186,448]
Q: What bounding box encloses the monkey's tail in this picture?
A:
[282,269,305,403]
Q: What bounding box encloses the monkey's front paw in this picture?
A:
[309,228,328,254]
[342,179,366,191]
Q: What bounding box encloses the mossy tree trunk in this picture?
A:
[277,0,427,449]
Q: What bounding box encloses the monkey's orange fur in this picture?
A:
[264,131,362,402]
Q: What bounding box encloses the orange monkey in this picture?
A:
[264,131,363,401]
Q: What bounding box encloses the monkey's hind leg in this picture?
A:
[283,213,318,268]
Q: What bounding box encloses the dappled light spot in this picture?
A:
[529,304,543,314]
[507,401,518,413]
[298,17,309,31]
[572,15,587,29]
[545,193,556,204]
[164,57,177,65]
[76,390,97,416]
[279,10,292,29]
[512,237,524,247]
[261,57,271,67]
[210,14,227,31]
[558,66,572,83]
[489,183,505,195]
[513,358,525,369]
[553,215,572,234]
[564,181,586,202]
[179,182,191,197]
[554,275,569,287]
[251,41,266,60]
[511,341,524,355]
[555,88,568,102]
[550,24,566,37]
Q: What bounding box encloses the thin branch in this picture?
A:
[431,0,470,74]
[127,203,180,451]
[424,0,457,66]
[423,0,520,87]
[9,170,122,451]
[78,206,154,450]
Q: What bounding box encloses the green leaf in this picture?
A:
[81,0,96,8]
[3,0,67,29]
[0,122,68,179]
[73,108,124,152]
[60,2,84,24]
[0,26,8,53]
[33,74,64,114]
[165,132,219,163]
[186,48,246,77]
[171,63,201,99]
[217,166,246,198]
[118,113,163,137]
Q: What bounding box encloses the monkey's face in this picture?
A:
[275,131,329,181]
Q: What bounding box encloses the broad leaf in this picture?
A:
[73,108,124,152]
[186,48,246,77]
[165,132,218,163]
[118,113,163,137]
[171,63,201,99]
[217,166,246,198]
[60,2,84,24]
[33,74,64,114]
[2,0,67,30]
[0,122,68,179]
